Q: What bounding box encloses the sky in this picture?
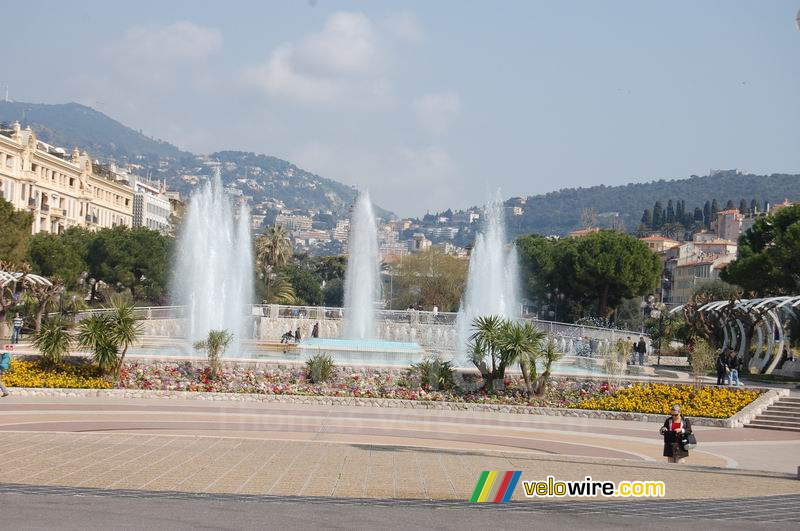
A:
[3,1,799,216]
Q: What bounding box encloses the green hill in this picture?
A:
[508,171,800,236]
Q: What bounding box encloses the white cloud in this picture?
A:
[242,11,407,108]
[383,12,425,44]
[412,91,462,135]
[112,21,222,65]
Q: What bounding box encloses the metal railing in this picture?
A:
[69,304,644,341]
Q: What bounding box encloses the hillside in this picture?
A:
[507,171,800,236]
[0,101,388,218]
[0,101,188,159]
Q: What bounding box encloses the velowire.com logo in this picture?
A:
[469,471,522,503]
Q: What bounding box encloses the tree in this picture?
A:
[193,329,233,379]
[0,198,33,266]
[750,199,759,214]
[28,228,91,290]
[497,320,547,396]
[323,278,344,307]
[77,295,142,378]
[739,199,748,215]
[703,201,711,228]
[27,279,64,331]
[711,198,720,217]
[720,204,800,296]
[688,339,715,388]
[580,208,598,229]
[279,264,323,305]
[468,315,508,392]
[555,231,661,317]
[666,200,675,224]
[391,249,468,312]
[255,225,293,303]
[641,209,652,228]
[32,315,73,369]
[725,199,735,210]
[652,201,664,229]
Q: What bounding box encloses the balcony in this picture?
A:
[50,207,64,218]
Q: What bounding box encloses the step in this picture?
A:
[779,397,800,404]
[766,404,800,412]
[754,414,800,425]
[745,422,800,433]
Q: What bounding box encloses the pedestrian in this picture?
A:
[715,348,729,385]
[312,322,319,338]
[637,336,647,366]
[626,336,635,364]
[0,348,10,397]
[11,313,23,344]
[659,404,692,463]
[294,327,301,343]
[727,350,741,386]
[280,330,293,344]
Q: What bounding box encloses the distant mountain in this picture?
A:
[0,101,389,219]
[0,101,187,159]
[506,171,800,236]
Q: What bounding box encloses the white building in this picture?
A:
[131,177,171,233]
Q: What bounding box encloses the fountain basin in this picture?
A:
[299,338,425,366]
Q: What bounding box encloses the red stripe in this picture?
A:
[493,471,514,502]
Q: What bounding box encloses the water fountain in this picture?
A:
[172,170,254,351]
[455,193,521,363]
[300,192,424,365]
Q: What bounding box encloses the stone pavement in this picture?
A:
[0,395,798,501]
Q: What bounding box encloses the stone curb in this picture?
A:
[7,386,753,427]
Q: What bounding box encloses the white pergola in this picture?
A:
[0,271,52,287]
[671,296,800,375]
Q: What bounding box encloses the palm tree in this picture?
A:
[264,274,297,304]
[255,225,293,304]
[533,337,562,395]
[78,314,118,375]
[468,315,506,392]
[193,329,233,379]
[32,315,74,369]
[77,295,142,379]
[497,321,547,396]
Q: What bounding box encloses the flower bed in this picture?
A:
[3,360,111,390]
[572,383,761,418]
[4,360,764,418]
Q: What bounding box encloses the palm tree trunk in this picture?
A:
[520,362,533,395]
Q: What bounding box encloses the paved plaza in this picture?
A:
[0,395,798,503]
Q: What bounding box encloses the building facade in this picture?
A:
[131,177,171,233]
[0,122,133,234]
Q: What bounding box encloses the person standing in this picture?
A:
[637,336,647,366]
[626,336,635,364]
[11,313,23,344]
[0,349,10,397]
[727,350,741,386]
[659,404,692,463]
[716,349,729,385]
[294,327,301,344]
[312,322,319,338]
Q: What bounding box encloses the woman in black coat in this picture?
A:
[659,404,693,463]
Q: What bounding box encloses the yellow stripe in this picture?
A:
[477,471,498,502]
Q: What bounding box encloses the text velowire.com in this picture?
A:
[523,476,666,498]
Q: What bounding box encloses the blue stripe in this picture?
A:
[501,471,521,502]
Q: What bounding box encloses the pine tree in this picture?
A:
[652,201,664,229]
[666,199,675,224]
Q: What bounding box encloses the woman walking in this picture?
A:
[659,404,692,463]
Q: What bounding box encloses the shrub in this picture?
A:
[688,338,715,388]
[306,353,334,383]
[409,357,454,390]
[32,316,74,369]
[193,329,233,379]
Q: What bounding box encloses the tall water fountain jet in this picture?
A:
[342,191,379,339]
[173,170,254,351]
[456,192,521,362]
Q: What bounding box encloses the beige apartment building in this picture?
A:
[0,122,133,234]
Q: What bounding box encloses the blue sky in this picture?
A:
[3,1,799,216]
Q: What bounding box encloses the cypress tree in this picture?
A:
[652,201,664,229]
[641,208,652,227]
[666,199,675,224]
[750,199,759,214]
[694,207,704,223]
[725,199,735,210]
[739,199,748,214]
[703,201,711,228]
[711,199,720,216]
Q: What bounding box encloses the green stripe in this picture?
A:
[469,471,490,502]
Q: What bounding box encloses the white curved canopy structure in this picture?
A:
[0,271,52,287]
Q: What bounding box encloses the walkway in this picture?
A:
[0,396,798,501]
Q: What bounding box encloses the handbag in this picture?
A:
[681,432,697,450]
